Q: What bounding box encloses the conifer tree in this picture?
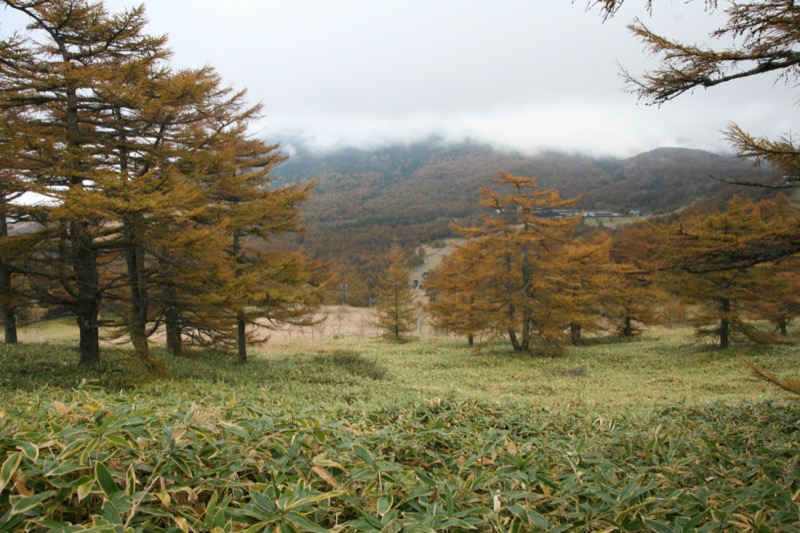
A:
[441,173,580,354]
[374,245,417,340]
[550,231,613,345]
[196,123,320,362]
[425,239,496,346]
[657,196,790,348]
[0,0,323,366]
[745,257,800,337]
[0,0,169,364]
[604,222,670,337]
[0,109,28,344]
[591,0,800,265]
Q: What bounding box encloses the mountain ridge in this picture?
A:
[271,140,776,303]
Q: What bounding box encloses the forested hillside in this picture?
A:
[274,140,775,304]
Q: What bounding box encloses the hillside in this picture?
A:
[273,141,776,303]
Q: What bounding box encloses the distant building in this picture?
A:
[584,211,618,218]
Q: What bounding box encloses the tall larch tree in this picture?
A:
[590,0,800,266]
[79,61,217,364]
[0,0,170,364]
[196,104,320,363]
[550,230,613,345]
[746,256,800,337]
[454,173,581,354]
[374,244,417,340]
[658,196,790,348]
[425,239,496,346]
[0,106,30,344]
[604,221,670,337]
[1,1,323,366]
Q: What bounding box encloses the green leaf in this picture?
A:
[95,462,121,497]
[376,495,392,516]
[0,452,22,493]
[284,511,329,533]
[17,441,38,462]
[528,510,551,530]
[643,519,677,533]
[104,434,130,448]
[45,460,85,477]
[9,491,54,516]
[102,500,123,524]
[352,444,379,469]
[125,464,137,496]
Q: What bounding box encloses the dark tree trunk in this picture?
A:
[0,213,16,344]
[570,323,582,345]
[77,303,100,366]
[233,230,247,363]
[3,302,17,345]
[467,335,474,347]
[778,317,788,336]
[125,223,150,359]
[66,84,101,365]
[719,297,731,349]
[520,243,533,352]
[237,311,247,363]
[623,316,633,337]
[165,301,183,357]
[508,328,522,352]
[71,221,101,365]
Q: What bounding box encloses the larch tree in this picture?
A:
[549,230,613,345]
[425,239,497,346]
[374,244,417,340]
[743,195,800,336]
[746,256,800,337]
[604,221,670,337]
[657,196,790,348]
[198,117,320,363]
[0,0,170,364]
[589,0,800,266]
[454,173,581,354]
[1,0,322,366]
[0,107,30,344]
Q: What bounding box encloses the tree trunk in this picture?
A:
[467,335,474,347]
[778,317,788,336]
[1,200,17,344]
[520,243,533,353]
[71,221,101,365]
[570,323,582,345]
[165,303,183,356]
[233,230,247,363]
[3,302,17,345]
[719,297,731,349]
[237,311,247,363]
[77,301,100,365]
[66,84,101,365]
[623,316,633,337]
[508,327,522,352]
[125,224,150,359]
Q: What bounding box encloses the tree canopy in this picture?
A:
[587,0,800,267]
[0,0,321,365]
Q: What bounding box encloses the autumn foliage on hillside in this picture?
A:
[276,142,774,304]
[427,175,800,354]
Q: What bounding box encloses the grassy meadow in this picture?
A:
[0,322,798,530]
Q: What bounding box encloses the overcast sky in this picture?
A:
[3,1,797,156]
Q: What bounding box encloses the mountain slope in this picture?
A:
[273,141,775,303]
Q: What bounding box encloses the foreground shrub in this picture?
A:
[0,392,797,531]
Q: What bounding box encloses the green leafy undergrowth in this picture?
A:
[0,343,158,391]
[0,391,798,531]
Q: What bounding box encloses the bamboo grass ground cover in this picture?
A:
[0,328,798,530]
